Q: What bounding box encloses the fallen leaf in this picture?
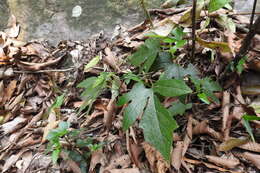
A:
[218,138,250,152]
[171,141,183,170]
[196,36,232,53]
[206,155,240,168]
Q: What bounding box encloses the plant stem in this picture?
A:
[140,0,154,27]
[191,0,197,59]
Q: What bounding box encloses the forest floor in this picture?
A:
[1,5,260,173]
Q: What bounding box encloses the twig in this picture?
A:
[191,0,197,59]
[250,0,258,28]
[233,16,260,67]
[13,67,75,73]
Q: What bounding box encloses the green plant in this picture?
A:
[46,121,103,172]
[242,115,260,142]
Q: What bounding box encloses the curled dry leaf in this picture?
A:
[104,47,121,72]
[171,141,183,170]
[193,120,222,141]
[1,116,27,134]
[238,141,260,153]
[182,116,193,157]
[104,168,140,173]
[142,142,170,173]
[234,152,260,169]
[222,91,231,140]
[205,155,240,169]
[104,98,116,130]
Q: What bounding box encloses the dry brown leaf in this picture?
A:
[104,47,121,72]
[205,155,240,168]
[193,120,222,140]
[5,15,20,38]
[2,80,17,104]
[19,151,33,173]
[142,142,170,173]
[104,168,140,173]
[42,110,59,143]
[60,151,81,173]
[218,138,250,152]
[234,152,260,169]
[129,139,143,168]
[183,157,241,173]
[222,91,230,139]
[1,116,27,134]
[6,92,24,110]
[89,150,106,172]
[171,141,183,170]
[104,155,132,171]
[182,116,193,157]
[104,98,116,130]
[2,149,26,173]
[238,141,260,152]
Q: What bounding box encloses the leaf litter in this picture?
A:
[0,2,260,173]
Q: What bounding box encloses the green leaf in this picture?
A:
[140,95,178,161]
[198,92,210,104]
[151,52,172,71]
[236,56,247,74]
[153,79,192,97]
[129,38,160,72]
[50,94,65,111]
[242,118,255,142]
[52,149,61,164]
[168,101,192,116]
[120,83,178,161]
[162,63,199,80]
[59,121,70,130]
[84,55,100,72]
[242,115,260,121]
[171,27,186,40]
[119,83,152,130]
[123,72,142,84]
[215,15,236,33]
[201,78,222,92]
[209,0,229,13]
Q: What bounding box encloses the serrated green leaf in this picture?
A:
[84,56,100,72]
[120,83,178,161]
[140,95,178,161]
[208,0,229,13]
[168,101,192,116]
[129,38,160,72]
[153,79,192,97]
[119,83,152,130]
